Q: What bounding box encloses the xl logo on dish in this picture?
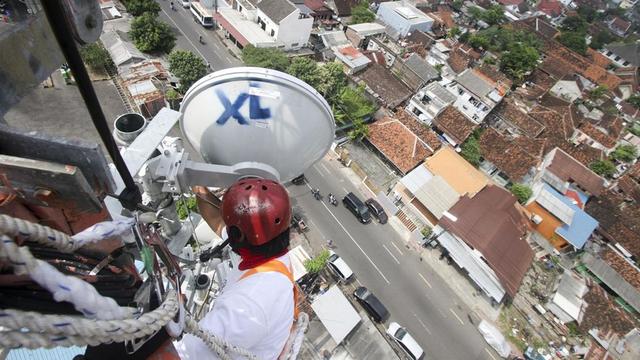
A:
[215,83,271,125]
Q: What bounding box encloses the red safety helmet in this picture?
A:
[221,178,292,246]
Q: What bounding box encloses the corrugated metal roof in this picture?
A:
[413,175,459,219]
[401,163,433,193]
[546,271,587,323]
[583,253,640,312]
[8,346,86,360]
[311,285,361,344]
[100,31,146,67]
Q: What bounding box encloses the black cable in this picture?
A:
[40,1,141,210]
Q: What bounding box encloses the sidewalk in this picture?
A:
[213,28,242,60]
[333,149,502,323]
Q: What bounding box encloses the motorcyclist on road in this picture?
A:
[170,1,175,10]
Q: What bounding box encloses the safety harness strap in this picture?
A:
[239,259,299,320]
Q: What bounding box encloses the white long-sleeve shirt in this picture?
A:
[175,253,294,360]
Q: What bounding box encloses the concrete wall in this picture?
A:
[451,85,491,124]
[377,4,433,37]
[278,11,313,50]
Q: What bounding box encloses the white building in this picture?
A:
[406,82,457,125]
[218,0,313,50]
[376,1,434,38]
[446,69,505,124]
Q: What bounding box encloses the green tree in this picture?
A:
[241,45,290,71]
[460,130,484,167]
[316,62,347,100]
[589,30,614,50]
[348,119,370,140]
[610,144,638,162]
[471,5,505,26]
[130,13,176,53]
[350,1,376,25]
[168,50,207,93]
[468,33,490,49]
[123,0,161,17]
[628,94,640,109]
[561,15,588,33]
[447,26,461,39]
[510,184,533,204]
[557,31,587,55]
[80,42,113,70]
[176,196,198,220]
[336,85,376,124]
[589,160,616,177]
[577,5,599,22]
[500,43,539,82]
[304,249,330,274]
[287,57,321,88]
[589,85,608,100]
[452,0,463,11]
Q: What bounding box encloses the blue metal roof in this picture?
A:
[543,184,598,249]
[8,346,86,360]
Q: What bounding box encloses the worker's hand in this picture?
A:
[192,186,225,237]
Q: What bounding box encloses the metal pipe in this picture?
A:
[40,1,140,209]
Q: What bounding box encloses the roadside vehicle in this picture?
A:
[342,192,371,224]
[291,174,306,185]
[181,1,190,8]
[365,198,388,224]
[386,322,425,360]
[353,286,389,323]
[191,2,213,27]
[326,251,354,283]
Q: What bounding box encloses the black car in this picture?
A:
[291,174,306,185]
[365,198,388,224]
[353,286,389,323]
[342,192,371,223]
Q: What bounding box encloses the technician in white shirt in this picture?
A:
[175,178,296,360]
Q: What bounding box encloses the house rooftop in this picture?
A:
[379,1,433,25]
[585,191,640,259]
[439,185,533,298]
[357,64,413,108]
[456,69,495,101]
[478,128,539,182]
[578,122,617,149]
[494,99,545,138]
[423,146,488,197]
[602,248,640,292]
[605,42,640,67]
[216,9,276,47]
[424,82,457,104]
[545,147,605,196]
[257,0,297,23]
[401,167,460,219]
[433,106,477,144]
[346,22,386,36]
[404,53,439,83]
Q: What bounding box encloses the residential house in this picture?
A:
[535,147,605,199]
[602,42,640,68]
[332,45,371,74]
[366,36,406,67]
[302,0,335,24]
[607,16,632,38]
[537,0,563,19]
[478,128,545,186]
[219,0,313,50]
[345,23,386,49]
[406,82,457,125]
[100,31,146,67]
[394,146,488,226]
[525,184,598,251]
[489,98,546,138]
[432,106,477,146]
[447,68,506,123]
[571,122,618,155]
[366,110,442,175]
[377,1,434,38]
[545,271,588,324]
[616,161,640,202]
[549,79,583,102]
[391,53,439,92]
[446,43,481,75]
[434,185,534,303]
[355,64,413,108]
[120,60,169,119]
[582,249,640,313]
[405,30,436,58]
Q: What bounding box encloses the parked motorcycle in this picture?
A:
[327,193,338,206]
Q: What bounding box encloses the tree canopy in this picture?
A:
[557,31,587,55]
[561,16,588,33]
[589,160,616,178]
[304,249,330,274]
[80,42,113,70]
[460,129,483,167]
[350,1,376,25]
[122,0,160,17]
[168,50,207,93]
[470,5,505,26]
[610,144,638,163]
[130,13,176,53]
[241,45,290,72]
[589,30,615,50]
[334,85,376,124]
[510,184,533,204]
[628,94,640,110]
[287,57,322,88]
[500,43,540,83]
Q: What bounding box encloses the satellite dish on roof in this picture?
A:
[179,67,335,183]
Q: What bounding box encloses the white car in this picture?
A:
[386,322,424,360]
[326,251,354,283]
[181,1,190,8]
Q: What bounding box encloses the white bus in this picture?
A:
[191,2,213,28]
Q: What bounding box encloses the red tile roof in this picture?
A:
[609,16,631,34]
[439,185,533,298]
[578,122,617,149]
[447,44,480,74]
[545,147,605,196]
[396,110,443,151]
[601,249,640,291]
[478,129,539,182]
[357,64,413,108]
[367,112,441,174]
[433,106,477,144]
[579,284,636,337]
[494,99,545,137]
[585,192,640,258]
[537,0,563,17]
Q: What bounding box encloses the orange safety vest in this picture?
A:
[238,259,299,320]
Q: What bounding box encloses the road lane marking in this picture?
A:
[307,184,390,284]
[391,242,404,255]
[382,244,400,265]
[449,308,465,325]
[438,309,446,318]
[342,187,348,194]
[485,348,497,360]
[319,163,331,175]
[418,273,432,288]
[313,164,329,177]
[160,8,207,61]
[413,313,432,335]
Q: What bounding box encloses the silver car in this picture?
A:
[386,322,424,360]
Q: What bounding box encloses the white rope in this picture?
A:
[0,235,135,320]
[184,317,258,360]
[0,214,133,252]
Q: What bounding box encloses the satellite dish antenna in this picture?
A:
[179,67,335,183]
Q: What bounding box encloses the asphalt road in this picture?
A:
[156,1,241,70]
[288,157,499,360]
